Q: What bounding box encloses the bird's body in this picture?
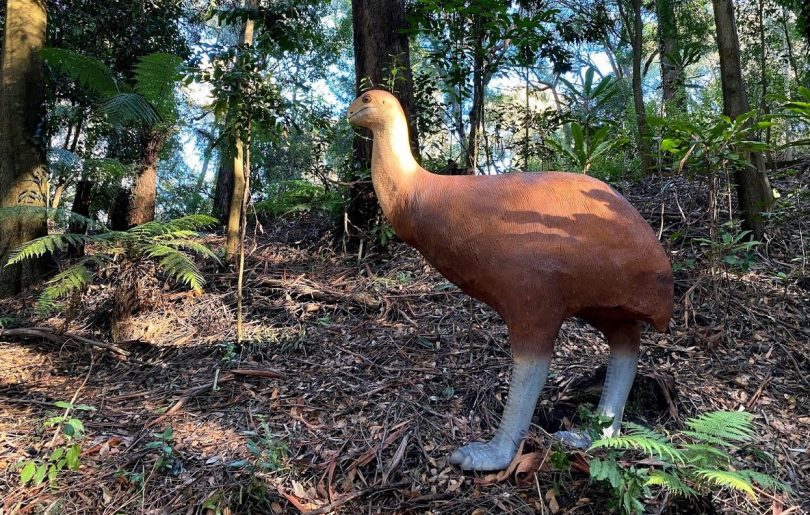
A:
[348,90,673,471]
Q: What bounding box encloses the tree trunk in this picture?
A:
[224,0,257,262]
[212,157,232,223]
[464,23,485,174]
[712,0,773,239]
[346,0,419,249]
[655,0,685,111]
[225,137,246,261]
[0,0,50,296]
[126,130,163,226]
[626,0,654,176]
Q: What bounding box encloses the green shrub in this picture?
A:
[255,180,343,218]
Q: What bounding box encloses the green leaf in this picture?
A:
[20,461,37,485]
[65,444,81,470]
[53,401,73,409]
[33,463,49,485]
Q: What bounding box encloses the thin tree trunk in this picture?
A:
[212,157,232,223]
[625,0,654,176]
[0,0,50,296]
[655,0,685,110]
[712,0,773,239]
[224,0,257,262]
[465,22,485,174]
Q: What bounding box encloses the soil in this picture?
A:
[1,166,808,514]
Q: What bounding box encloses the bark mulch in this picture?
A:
[1,165,808,514]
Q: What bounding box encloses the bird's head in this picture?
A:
[347,90,402,130]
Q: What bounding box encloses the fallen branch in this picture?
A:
[302,480,410,515]
[1,326,130,357]
[256,276,380,309]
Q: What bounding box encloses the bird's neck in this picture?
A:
[370,118,422,221]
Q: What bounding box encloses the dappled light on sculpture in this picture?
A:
[348,89,674,471]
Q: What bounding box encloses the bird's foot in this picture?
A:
[554,430,592,449]
[449,441,516,471]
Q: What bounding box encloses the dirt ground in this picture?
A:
[1,167,808,514]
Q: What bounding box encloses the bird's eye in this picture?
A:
[362,95,371,104]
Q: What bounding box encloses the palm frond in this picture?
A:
[694,469,757,500]
[41,47,119,98]
[99,93,162,126]
[645,470,697,497]
[5,234,87,265]
[685,411,755,444]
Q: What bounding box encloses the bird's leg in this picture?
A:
[597,350,638,438]
[556,321,640,448]
[450,356,550,471]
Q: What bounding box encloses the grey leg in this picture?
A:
[597,351,638,437]
[555,350,639,448]
[450,357,550,471]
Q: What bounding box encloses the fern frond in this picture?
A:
[36,256,109,313]
[694,468,757,500]
[84,158,132,180]
[5,234,87,265]
[145,246,205,290]
[133,53,183,119]
[683,443,733,466]
[164,214,219,232]
[41,47,119,98]
[738,470,793,494]
[99,93,161,126]
[685,411,755,444]
[645,470,698,497]
[590,434,684,463]
[156,239,221,263]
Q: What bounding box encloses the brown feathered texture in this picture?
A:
[348,90,673,357]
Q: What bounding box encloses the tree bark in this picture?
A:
[346,0,419,249]
[224,0,257,262]
[655,0,685,111]
[126,130,163,226]
[464,24,485,174]
[212,157,232,223]
[626,0,654,176]
[712,0,773,239]
[0,0,50,296]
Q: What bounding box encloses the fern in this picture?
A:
[684,411,755,444]
[694,469,757,500]
[41,47,119,98]
[37,256,108,314]
[586,411,790,513]
[589,431,684,463]
[7,216,218,310]
[645,470,698,497]
[147,248,205,290]
[99,93,162,126]
[133,53,183,120]
[6,234,87,265]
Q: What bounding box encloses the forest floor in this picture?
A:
[1,165,809,515]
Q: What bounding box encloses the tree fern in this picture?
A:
[6,234,87,265]
[41,47,119,98]
[7,215,218,311]
[99,93,162,126]
[133,53,183,120]
[37,256,109,314]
